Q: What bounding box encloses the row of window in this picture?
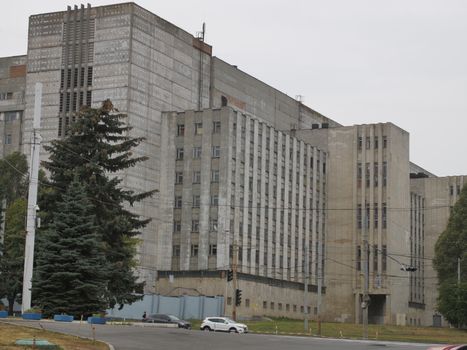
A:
[356,245,387,271]
[177,121,221,136]
[450,184,463,196]
[358,135,388,150]
[174,194,219,208]
[3,111,18,122]
[175,170,220,184]
[0,92,13,100]
[357,162,387,187]
[176,146,221,160]
[357,203,387,229]
[172,244,217,257]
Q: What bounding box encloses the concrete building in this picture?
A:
[158,107,326,318]
[0,55,26,157]
[0,2,465,325]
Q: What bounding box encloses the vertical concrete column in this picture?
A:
[267,127,275,278]
[181,111,194,270]
[258,123,267,276]
[311,147,318,281]
[283,134,290,279]
[233,111,243,265]
[217,108,233,269]
[274,132,283,279]
[249,120,259,273]
[368,125,375,278]
[376,124,384,280]
[241,115,251,273]
[158,112,176,270]
[198,110,213,269]
[303,144,312,283]
[289,138,298,281]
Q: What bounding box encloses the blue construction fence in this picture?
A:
[106,294,224,320]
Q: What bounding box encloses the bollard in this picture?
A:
[92,326,96,343]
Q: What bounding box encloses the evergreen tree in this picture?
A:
[433,184,467,327]
[40,100,155,308]
[33,178,108,317]
[0,198,26,315]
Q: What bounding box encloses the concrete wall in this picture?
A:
[0,55,26,157]
[410,175,467,326]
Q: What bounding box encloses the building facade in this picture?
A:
[0,2,465,326]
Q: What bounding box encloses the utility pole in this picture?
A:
[304,242,309,332]
[22,82,42,313]
[232,240,238,321]
[362,205,369,340]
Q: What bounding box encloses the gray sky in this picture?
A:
[1,0,466,176]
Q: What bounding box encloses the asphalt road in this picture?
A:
[7,320,437,350]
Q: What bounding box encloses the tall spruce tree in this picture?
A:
[433,184,467,327]
[0,198,26,315]
[33,178,108,317]
[40,100,155,309]
[0,152,28,314]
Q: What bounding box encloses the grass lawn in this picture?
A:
[0,321,108,350]
[191,317,467,344]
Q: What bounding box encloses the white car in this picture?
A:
[200,317,248,333]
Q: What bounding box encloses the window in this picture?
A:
[357,162,362,180]
[173,245,180,257]
[358,136,363,150]
[194,122,203,135]
[4,111,17,122]
[213,121,221,134]
[457,185,461,195]
[175,172,183,184]
[212,145,221,158]
[173,220,181,232]
[286,304,290,311]
[0,92,13,100]
[209,244,217,256]
[382,162,387,187]
[357,204,362,229]
[176,148,184,160]
[210,219,218,231]
[177,124,185,136]
[211,195,219,206]
[5,134,12,145]
[174,196,182,208]
[383,136,388,148]
[192,171,201,184]
[374,163,378,186]
[211,170,220,183]
[356,246,361,271]
[450,185,454,196]
[374,136,379,149]
[365,163,370,187]
[191,244,199,257]
[270,302,275,310]
[193,147,202,159]
[192,220,199,232]
[278,303,283,311]
[245,299,250,308]
[263,301,267,309]
[374,204,378,229]
[227,297,232,305]
[193,195,201,208]
[293,305,297,312]
[382,202,387,228]
[221,95,228,107]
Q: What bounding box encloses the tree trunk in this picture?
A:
[7,296,15,316]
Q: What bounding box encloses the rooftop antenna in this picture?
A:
[196,22,206,42]
[295,95,304,103]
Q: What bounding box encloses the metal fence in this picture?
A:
[106,294,225,320]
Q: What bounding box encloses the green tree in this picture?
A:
[0,152,28,314]
[40,100,155,309]
[0,198,26,315]
[33,178,108,317]
[434,184,467,327]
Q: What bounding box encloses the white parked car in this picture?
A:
[200,317,248,333]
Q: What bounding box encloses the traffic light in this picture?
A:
[227,270,233,282]
[235,289,242,306]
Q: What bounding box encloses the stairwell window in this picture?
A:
[212,145,221,158]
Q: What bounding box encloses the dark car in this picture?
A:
[142,314,191,329]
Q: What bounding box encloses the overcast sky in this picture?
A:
[1,0,466,176]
